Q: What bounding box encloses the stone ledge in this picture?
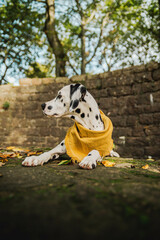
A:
[19,77,70,86]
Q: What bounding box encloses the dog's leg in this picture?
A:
[22,140,66,166]
[79,150,102,170]
[110,150,120,158]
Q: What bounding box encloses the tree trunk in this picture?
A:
[44,0,66,77]
[81,18,86,74]
[158,0,160,50]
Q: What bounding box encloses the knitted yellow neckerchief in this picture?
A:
[65,110,113,163]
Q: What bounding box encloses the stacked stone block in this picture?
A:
[0,62,159,158]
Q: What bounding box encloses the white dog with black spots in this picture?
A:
[22,83,119,169]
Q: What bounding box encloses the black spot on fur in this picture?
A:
[70,84,80,98]
[56,94,62,100]
[72,99,79,109]
[95,114,99,120]
[89,108,92,112]
[87,113,89,117]
[64,103,66,107]
[61,99,63,102]
[71,115,75,119]
[80,86,86,96]
[61,142,64,146]
[75,108,81,114]
[81,113,85,118]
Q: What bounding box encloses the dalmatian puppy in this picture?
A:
[22,83,119,169]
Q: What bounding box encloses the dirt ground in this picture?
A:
[0,155,160,240]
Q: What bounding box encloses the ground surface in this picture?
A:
[0,154,160,240]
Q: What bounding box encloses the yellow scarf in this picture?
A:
[65,110,113,163]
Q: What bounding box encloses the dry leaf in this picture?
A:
[102,160,115,167]
[146,158,155,161]
[142,164,149,169]
[0,162,5,167]
[6,146,30,152]
[0,152,16,158]
[0,158,8,163]
[27,151,38,156]
[115,163,132,168]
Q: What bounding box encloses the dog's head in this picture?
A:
[41,83,86,117]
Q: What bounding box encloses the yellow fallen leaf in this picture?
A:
[27,151,38,156]
[102,160,116,167]
[146,158,155,161]
[6,146,30,152]
[0,158,8,163]
[16,153,23,159]
[142,164,149,169]
[58,160,71,165]
[36,152,43,155]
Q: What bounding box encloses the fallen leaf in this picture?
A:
[16,153,23,159]
[27,151,37,156]
[149,168,160,173]
[58,160,71,166]
[0,152,16,158]
[6,146,30,152]
[115,163,133,168]
[0,158,8,163]
[0,162,5,167]
[142,164,149,169]
[146,158,155,161]
[102,160,116,167]
[36,152,43,155]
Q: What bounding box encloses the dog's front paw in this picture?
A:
[79,156,97,170]
[79,150,101,170]
[22,152,50,166]
[22,156,42,166]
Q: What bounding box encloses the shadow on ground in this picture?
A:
[0,156,160,240]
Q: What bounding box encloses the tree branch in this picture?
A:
[36,0,46,3]
[85,10,96,25]
[86,14,108,65]
[68,58,79,75]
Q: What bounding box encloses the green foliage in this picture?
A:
[0,0,45,84]
[24,62,54,78]
[99,0,160,70]
[3,101,10,110]
[0,0,159,83]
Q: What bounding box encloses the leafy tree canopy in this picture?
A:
[0,0,159,84]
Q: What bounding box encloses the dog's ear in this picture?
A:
[69,84,87,112]
[80,86,86,101]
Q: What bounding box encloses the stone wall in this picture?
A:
[0,62,160,158]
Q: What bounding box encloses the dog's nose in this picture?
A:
[41,103,46,110]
